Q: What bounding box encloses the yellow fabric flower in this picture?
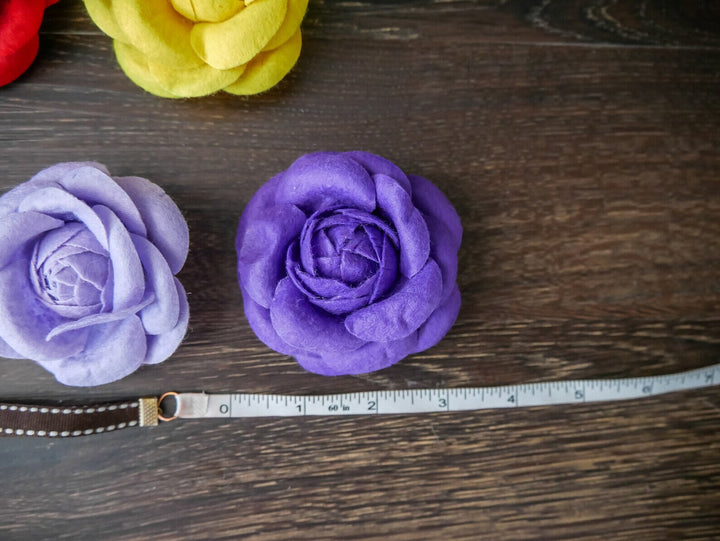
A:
[84,0,308,98]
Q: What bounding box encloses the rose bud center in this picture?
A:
[30,223,110,316]
[285,208,400,316]
[312,222,379,284]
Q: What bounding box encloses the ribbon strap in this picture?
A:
[0,397,159,438]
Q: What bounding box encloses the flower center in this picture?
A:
[285,208,400,315]
[311,222,380,285]
[30,223,110,315]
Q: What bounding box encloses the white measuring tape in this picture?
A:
[167,362,720,419]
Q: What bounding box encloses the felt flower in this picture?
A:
[0,162,190,386]
[83,0,308,98]
[236,152,462,376]
[0,0,58,87]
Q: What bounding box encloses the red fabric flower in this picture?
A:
[0,0,58,87]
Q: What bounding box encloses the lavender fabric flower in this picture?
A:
[236,151,462,375]
[0,162,189,386]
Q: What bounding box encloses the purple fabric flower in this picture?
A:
[0,162,189,386]
[236,151,462,375]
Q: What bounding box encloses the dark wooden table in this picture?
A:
[1,1,719,539]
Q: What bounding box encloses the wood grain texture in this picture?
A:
[1,0,719,539]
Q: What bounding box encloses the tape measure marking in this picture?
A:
[172,363,720,419]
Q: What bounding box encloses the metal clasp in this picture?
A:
[157,392,179,422]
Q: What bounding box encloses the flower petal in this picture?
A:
[111,0,202,67]
[73,280,102,306]
[242,287,302,357]
[29,161,111,183]
[67,250,108,288]
[299,218,319,273]
[114,175,189,274]
[224,28,302,96]
[144,278,189,364]
[0,211,63,270]
[93,205,145,311]
[45,294,153,340]
[262,0,307,51]
[236,171,295,304]
[288,263,376,316]
[0,177,41,219]
[290,352,339,376]
[286,241,378,309]
[171,0,243,23]
[1,162,110,218]
[275,152,376,214]
[29,225,110,319]
[413,286,461,353]
[370,233,398,302]
[34,222,101,268]
[350,230,380,263]
[0,35,39,88]
[375,173,430,278]
[131,234,179,335]
[291,266,360,298]
[83,0,131,43]
[308,294,371,316]
[0,258,88,362]
[345,260,442,342]
[317,208,398,245]
[0,336,23,359]
[35,315,147,387]
[54,165,147,236]
[238,170,284,218]
[17,187,109,250]
[340,251,376,284]
[345,151,411,193]
[190,0,286,70]
[270,277,365,354]
[147,54,246,98]
[237,203,306,308]
[409,174,462,251]
[0,0,44,58]
[295,332,419,376]
[113,41,180,98]
[425,212,460,300]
